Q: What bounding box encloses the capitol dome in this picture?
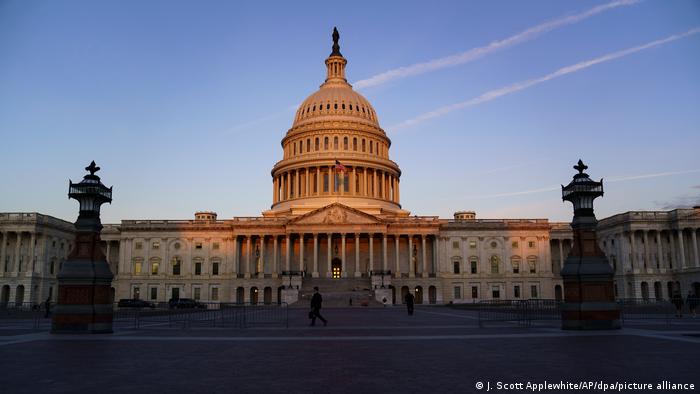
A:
[265,28,407,218]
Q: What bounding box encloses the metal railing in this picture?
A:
[114,302,289,329]
[476,299,562,328]
[616,298,676,325]
[0,302,54,329]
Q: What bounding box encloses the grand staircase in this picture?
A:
[296,277,383,308]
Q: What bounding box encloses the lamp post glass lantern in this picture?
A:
[561,159,603,218]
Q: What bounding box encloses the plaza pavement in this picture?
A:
[1,305,699,394]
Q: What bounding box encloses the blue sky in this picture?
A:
[1,0,698,223]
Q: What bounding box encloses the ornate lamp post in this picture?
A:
[52,161,114,334]
[560,160,620,330]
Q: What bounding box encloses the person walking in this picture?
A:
[44,296,52,318]
[405,291,415,316]
[309,287,327,326]
[672,292,684,318]
[686,290,697,318]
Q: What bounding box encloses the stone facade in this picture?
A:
[0,213,75,306]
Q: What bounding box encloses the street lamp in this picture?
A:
[560,159,620,330]
[52,161,114,334]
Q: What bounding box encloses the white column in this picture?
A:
[285,235,291,272]
[326,233,332,278]
[232,236,239,276]
[354,233,361,278]
[421,235,427,277]
[692,230,699,268]
[669,234,676,269]
[341,234,346,277]
[245,236,251,278]
[408,236,415,278]
[382,234,388,271]
[106,242,112,266]
[643,231,650,269]
[259,235,265,276]
[0,232,6,273]
[558,240,564,270]
[272,236,278,277]
[629,232,637,271]
[432,235,438,275]
[656,232,663,270]
[368,234,374,273]
[14,232,22,274]
[299,234,305,273]
[395,235,401,278]
[678,230,686,269]
[29,233,36,273]
[313,234,319,277]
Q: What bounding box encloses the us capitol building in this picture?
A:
[2,31,699,307]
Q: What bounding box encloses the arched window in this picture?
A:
[315,138,320,151]
[299,141,303,154]
[324,137,329,150]
[150,258,160,275]
[490,256,500,274]
[343,136,348,150]
[353,138,357,151]
[527,256,537,273]
[326,103,330,110]
[171,257,181,276]
[133,258,143,274]
[342,103,345,110]
[511,256,521,274]
[333,136,338,149]
[369,141,373,154]
[334,103,338,110]
[307,139,310,152]
[362,139,366,152]
[293,143,297,155]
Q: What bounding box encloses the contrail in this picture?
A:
[391,27,700,131]
[353,0,641,89]
[464,169,700,199]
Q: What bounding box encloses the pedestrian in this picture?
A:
[309,287,327,326]
[405,291,415,315]
[686,290,697,318]
[671,292,684,318]
[44,296,52,318]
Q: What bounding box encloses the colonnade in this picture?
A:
[232,233,436,279]
[272,165,399,204]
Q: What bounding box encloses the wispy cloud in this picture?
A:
[464,168,700,199]
[353,0,641,89]
[391,27,700,131]
[220,104,298,135]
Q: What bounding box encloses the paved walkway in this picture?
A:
[1,306,699,393]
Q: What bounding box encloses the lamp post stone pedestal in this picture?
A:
[560,160,620,330]
[52,161,114,334]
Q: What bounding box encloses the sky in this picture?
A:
[0,0,699,224]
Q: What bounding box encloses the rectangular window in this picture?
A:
[152,241,160,250]
[471,286,478,299]
[452,241,459,249]
[211,287,219,301]
[528,260,536,274]
[150,287,157,300]
[470,259,477,274]
[469,241,477,249]
[512,261,520,274]
[151,261,159,275]
[135,242,143,250]
[514,285,520,298]
[172,259,181,276]
[171,288,180,300]
[511,241,518,248]
[213,242,220,250]
[195,262,202,275]
[194,287,201,300]
[134,261,142,274]
[212,262,219,276]
[453,261,460,274]
[323,173,329,192]
[491,286,500,299]
[453,286,461,299]
[528,241,536,248]
[531,285,538,298]
[195,242,203,249]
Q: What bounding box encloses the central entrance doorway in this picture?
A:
[331,258,342,279]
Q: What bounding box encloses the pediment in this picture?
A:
[289,203,383,225]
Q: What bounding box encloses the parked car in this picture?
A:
[168,298,207,309]
[117,299,156,308]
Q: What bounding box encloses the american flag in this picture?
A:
[335,160,347,173]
